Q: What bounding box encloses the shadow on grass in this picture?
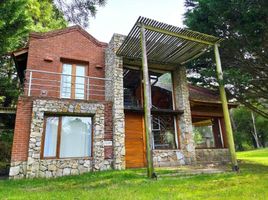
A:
[0,161,267,194]
[0,169,148,192]
[237,160,268,174]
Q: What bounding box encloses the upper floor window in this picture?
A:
[123,67,174,110]
[123,68,142,108]
[150,71,173,110]
[61,63,87,99]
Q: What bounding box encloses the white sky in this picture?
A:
[87,0,186,42]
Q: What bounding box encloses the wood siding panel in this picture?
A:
[125,113,146,168]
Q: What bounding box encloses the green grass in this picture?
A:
[0,149,268,200]
[237,148,268,165]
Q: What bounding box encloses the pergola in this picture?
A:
[117,17,238,177]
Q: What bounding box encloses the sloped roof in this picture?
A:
[30,25,107,47]
[189,85,220,103]
[189,85,237,107]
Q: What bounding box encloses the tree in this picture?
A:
[53,0,107,27]
[0,0,107,107]
[232,106,268,150]
[0,0,67,107]
[0,0,29,106]
[184,0,268,118]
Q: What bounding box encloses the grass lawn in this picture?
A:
[0,149,267,200]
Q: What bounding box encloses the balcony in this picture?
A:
[23,69,110,101]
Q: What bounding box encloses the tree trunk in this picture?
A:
[251,111,261,148]
[230,109,237,132]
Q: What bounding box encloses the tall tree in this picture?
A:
[53,0,107,27]
[0,0,67,107]
[0,0,29,106]
[184,0,268,118]
[233,106,268,150]
[0,0,107,107]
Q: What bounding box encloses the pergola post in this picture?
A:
[140,24,154,178]
[214,44,239,171]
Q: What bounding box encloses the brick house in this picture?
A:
[9,17,234,179]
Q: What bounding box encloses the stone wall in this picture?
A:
[9,161,27,179]
[195,149,230,164]
[153,150,185,167]
[9,99,112,179]
[105,34,126,170]
[173,66,196,164]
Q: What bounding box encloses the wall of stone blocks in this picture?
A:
[173,66,196,164]
[9,98,113,179]
[105,34,126,170]
[195,149,231,164]
[153,150,186,167]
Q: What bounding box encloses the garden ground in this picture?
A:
[0,148,267,200]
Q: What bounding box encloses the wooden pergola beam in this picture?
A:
[140,24,154,178]
[137,23,217,46]
[121,16,238,174]
[214,44,238,171]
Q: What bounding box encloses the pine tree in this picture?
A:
[184,0,268,118]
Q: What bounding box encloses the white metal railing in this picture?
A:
[24,69,111,100]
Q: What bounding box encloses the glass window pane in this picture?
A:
[123,68,142,108]
[61,64,72,98]
[193,118,215,148]
[44,117,59,157]
[60,116,92,158]
[150,71,173,110]
[75,66,85,99]
[152,115,177,149]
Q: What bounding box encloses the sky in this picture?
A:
[87,0,186,42]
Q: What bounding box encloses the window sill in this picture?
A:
[195,147,227,149]
[153,149,180,151]
[41,157,93,160]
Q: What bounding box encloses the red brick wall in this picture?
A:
[11,97,33,162]
[25,29,107,100]
[104,102,113,159]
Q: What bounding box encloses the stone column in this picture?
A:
[105,34,126,170]
[92,105,105,171]
[173,66,196,164]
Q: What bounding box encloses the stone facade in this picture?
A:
[9,99,112,179]
[195,149,231,164]
[153,150,185,167]
[105,34,126,170]
[173,66,196,164]
[9,161,27,179]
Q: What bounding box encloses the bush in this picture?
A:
[0,130,13,170]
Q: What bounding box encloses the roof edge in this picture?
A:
[30,25,107,47]
[190,99,239,107]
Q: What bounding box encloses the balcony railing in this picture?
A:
[24,69,110,101]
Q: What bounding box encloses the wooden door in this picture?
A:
[125,113,146,168]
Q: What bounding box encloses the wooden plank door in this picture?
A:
[125,113,146,168]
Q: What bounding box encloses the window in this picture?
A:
[61,63,86,99]
[123,67,178,149]
[123,68,142,108]
[152,115,177,149]
[43,116,92,158]
[193,117,224,148]
[150,71,173,110]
